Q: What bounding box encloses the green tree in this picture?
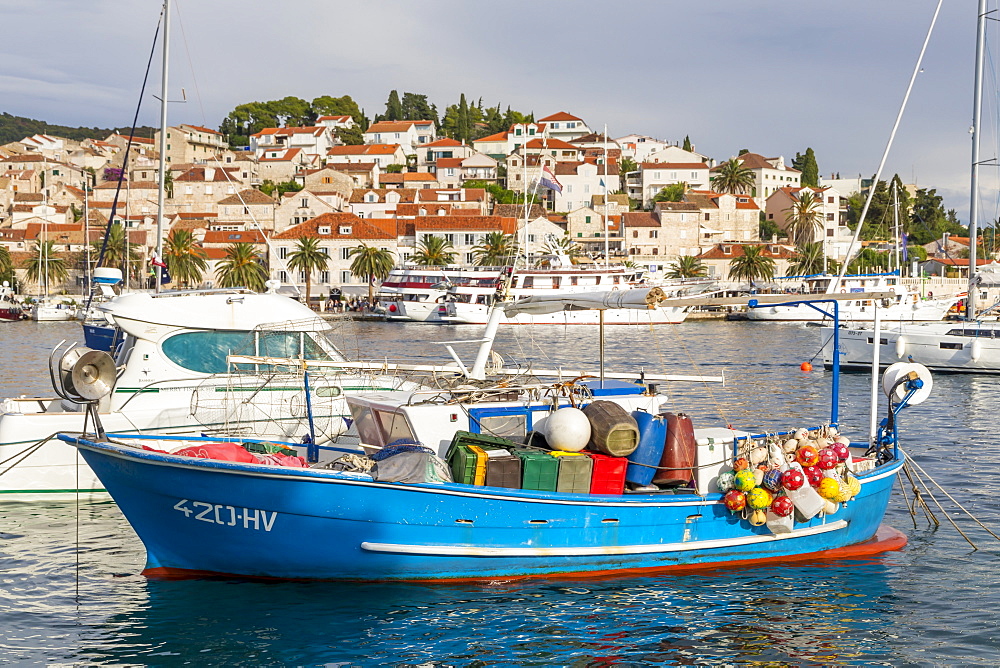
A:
[0,246,15,289]
[541,235,584,259]
[759,213,782,241]
[682,135,693,152]
[619,157,638,177]
[788,242,830,275]
[310,94,365,126]
[215,243,268,292]
[382,90,403,121]
[784,191,823,245]
[792,148,819,187]
[712,158,755,195]
[25,240,68,294]
[259,180,303,197]
[400,92,437,124]
[910,187,965,245]
[472,231,519,266]
[728,245,775,283]
[667,255,706,278]
[287,237,330,307]
[653,182,686,202]
[384,164,405,174]
[91,223,141,280]
[164,229,208,288]
[349,243,395,303]
[411,235,456,266]
[847,247,889,274]
[335,125,364,145]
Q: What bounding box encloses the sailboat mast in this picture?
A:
[892,181,900,274]
[966,0,987,320]
[154,0,170,293]
[603,123,609,268]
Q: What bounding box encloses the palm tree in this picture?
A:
[91,223,141,281]
[667,255,707,278]
[784,191,823,245]
[712,158,755,195]
[728,245,775,284]
[349,244,395,303]
[25,240,68,294]
[411,235,456,266]
[164,229,208,288]
[0,246,14,287]
[472,232,518,266]
[541,235,584,259]
[215,243,268,292]
[287,236,330,307]
[788,242,830,276]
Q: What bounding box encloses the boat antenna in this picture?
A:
[832,0,944,291]
[966,0,988,320]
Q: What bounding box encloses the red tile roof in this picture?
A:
[182,124,221,135]
[423,138,463,148]
[412,215,517,235]
[473,131,508,143]
[525,138,578,150]
[697,243,795,260]
[379,172,438,184]
[326,144,401,156]
[348,188,418,204]
[435,158,463,168]
[537,112,583,122]
[622,212,661,228]
[272,212,395,240]
[216,189,276,205]
[365,120,433,133]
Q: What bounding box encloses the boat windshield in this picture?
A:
[161,329,338,374]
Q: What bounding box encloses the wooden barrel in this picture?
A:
[653,412,696,486]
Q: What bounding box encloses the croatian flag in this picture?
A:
[150,250,167,269]
[539,166,562,193]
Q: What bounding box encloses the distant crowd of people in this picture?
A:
[319,291,379,314]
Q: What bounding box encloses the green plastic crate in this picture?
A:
[515,450,559,492]
[448,444,487,486]
[445,430,517,462]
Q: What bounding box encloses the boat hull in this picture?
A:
[824,323,1000,373]
[70,437,903,581]
[440,302,688,325]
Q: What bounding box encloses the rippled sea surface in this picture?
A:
[1,318,998,665]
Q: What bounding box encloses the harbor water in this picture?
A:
[0,319,998,665]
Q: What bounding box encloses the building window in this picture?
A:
[278,247,287,260]
[341,248,351,260]
[464,234,475,245]
[632,230,638,238]
[827,229,835,237]
[704,213,710,221]
[341,271,352,284]
[585,216,591,224]
[649,230,658,239]
[652,248,658,255]
[301,198,309,207]
[340,226,352,235]
[320,271,329,283]
[299,271,307,282]
[465,252,474,264]
[319,226,332,235]
[279,270,287,282]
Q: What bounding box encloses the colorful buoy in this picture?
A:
[800,361,813,372]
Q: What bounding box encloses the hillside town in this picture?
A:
[0,111,979,301]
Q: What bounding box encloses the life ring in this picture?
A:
[840,289,847,294]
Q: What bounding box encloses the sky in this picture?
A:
[2,0,997,224]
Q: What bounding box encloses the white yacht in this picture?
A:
[746,273,958,323]
[378,266,498,323]
[0,288,414,499]
[823,319,1000,374]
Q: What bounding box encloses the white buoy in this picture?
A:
[542,407,591,452]
[895,335,907,359]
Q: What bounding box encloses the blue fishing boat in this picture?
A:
[61,288,924,581]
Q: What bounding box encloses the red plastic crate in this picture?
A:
[586,451,627,495]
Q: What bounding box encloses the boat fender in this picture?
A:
[971,337,982,362]
[895,335,907,359]
[542,407,591,452]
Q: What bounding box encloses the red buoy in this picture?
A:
[800,361,813,372]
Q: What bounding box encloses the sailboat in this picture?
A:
[31,161,76,322]
[824,0,1000,373]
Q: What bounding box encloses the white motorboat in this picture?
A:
[746,273,958,323]
[0,288,415,499]
[31,299,77,322]
[823,320,1000,374]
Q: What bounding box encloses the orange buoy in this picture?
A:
[800,361,813,372]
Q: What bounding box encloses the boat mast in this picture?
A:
[966,0,987,320]
[603,124,609,268]
[154,0,170,293]
[892,181,900,274]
